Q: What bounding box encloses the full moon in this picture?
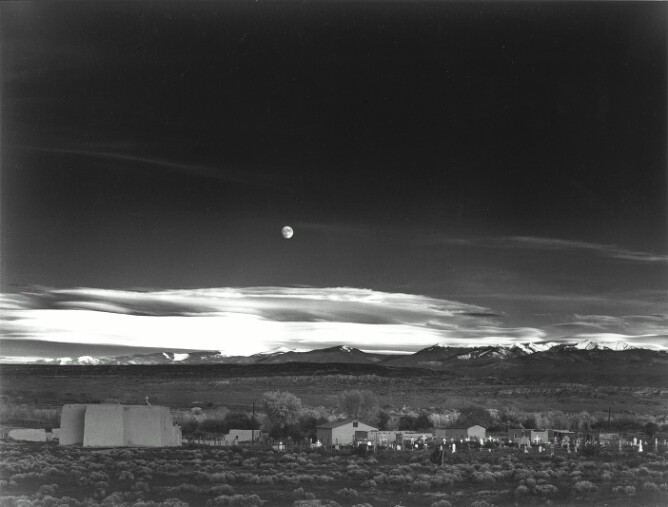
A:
[281,226,294,239]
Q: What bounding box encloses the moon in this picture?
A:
[281,226,294,239]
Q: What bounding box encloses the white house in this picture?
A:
[435,424,486,440]
[316,419,379,446]
[60,404,182,447]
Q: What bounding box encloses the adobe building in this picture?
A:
[316,419,379,446]
[60,404,182,447]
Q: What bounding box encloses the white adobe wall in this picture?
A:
[8,428,47,442]
[62,403,182,447]
[60,404,87,445]
[84,405,124,447]
[123,406,163,446]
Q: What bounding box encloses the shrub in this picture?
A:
[293,501,342,507]
[36,484,58,496]
[431,501,452,507]
[642,481,660,492]
[411,479,430,491]
[229,495,263,507]
[534,484,558,497]
[573,480,598,494]
[293,488,316,500]
[336,488,359,499]
[210,485,236,496]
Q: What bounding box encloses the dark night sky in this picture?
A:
[1,2,666,356]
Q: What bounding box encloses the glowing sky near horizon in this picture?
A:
[1,287,666,357]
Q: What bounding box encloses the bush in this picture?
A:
[293,501,342,507]
[229,495,263,507]
[293,488,315,500]
[573,481,598,495]
[642,481,660,492]
[336,488,359,499]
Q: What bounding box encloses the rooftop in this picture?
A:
[317,418,378,430]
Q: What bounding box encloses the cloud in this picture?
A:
[552,314,668,337]
[1,286,541,355]
[503,236,668,263]
[3,287,666,356]
[426,234,668,263]
[15,145,281,188]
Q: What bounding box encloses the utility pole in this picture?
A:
[607,406,611,434]
[251,402,256,446]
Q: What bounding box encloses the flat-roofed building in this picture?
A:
[316,419,379,446]
[60,404,181,447]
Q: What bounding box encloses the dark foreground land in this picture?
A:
[1,362,667,413]
[2,442,668,506]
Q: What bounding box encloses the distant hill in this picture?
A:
[4,339,667,388]
[256,345,395,365]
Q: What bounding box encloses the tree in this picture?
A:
[262,391,302,437]
[338,389,379,423]
[456,405,494,428]
[377,410,390,430]
[398,415,417,431]
[224,412,257,431]
[298,414,329,441]
[645,421,659,438]
[414,413,432,431]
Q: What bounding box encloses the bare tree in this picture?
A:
[262,391,303,437]
[338,389,379,424]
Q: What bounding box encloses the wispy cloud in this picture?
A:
[502,236,668,263]
[551,313,668,337]
[15,145,281,188]
[426,234,668,263]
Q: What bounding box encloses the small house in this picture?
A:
[509,428,558,445]
[508,428,532,445]
[435,425,486,440]
[226,429,262,444]
[316,419,379,446]
[370,430,403,446]
[548,429,576,443]
[530,429,549,443]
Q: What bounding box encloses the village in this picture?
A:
[4,399,665,458]
[2,391,668,506]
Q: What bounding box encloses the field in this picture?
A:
[1,363,666,414]
[2,363,667,505]
[2,442,668,506]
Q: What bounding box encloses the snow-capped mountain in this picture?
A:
[1,339,664,365]
[551,339,647,352]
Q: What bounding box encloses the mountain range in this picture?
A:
[9,339,666,368]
